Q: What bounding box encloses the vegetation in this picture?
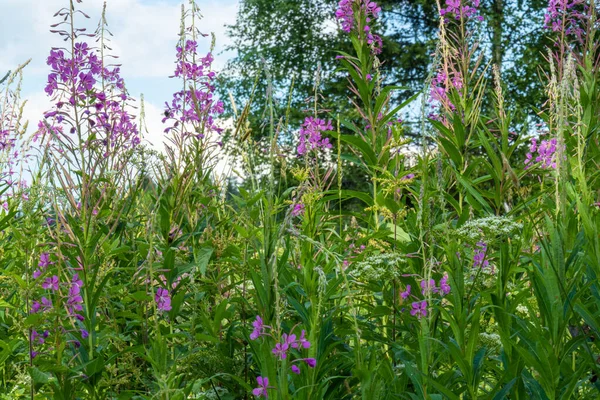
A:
[1,0,600,399]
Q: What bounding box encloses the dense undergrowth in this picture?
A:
[1,0,600,399]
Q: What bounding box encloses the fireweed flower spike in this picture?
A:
[473,242,489,268]
[162,39,224,138]
[335,0,383,54]
[297,117,333,156]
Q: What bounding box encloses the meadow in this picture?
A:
[1,0,600,398]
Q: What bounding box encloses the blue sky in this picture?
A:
[2,0,239,149]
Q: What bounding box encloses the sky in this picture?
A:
[1,0,240,150]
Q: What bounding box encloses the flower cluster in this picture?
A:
[249,315,316,397]
[30,253,87,358]
[456,216,523,244]
[401,274,451,319]
[297,117,333,156]
[473,241,489,268]
[335,0,383,54]
[525,137,557,170]
[543,0,587,42]
[162,40,224,139]
[439,0,483,22]
[41,41,139,150]
[429,70,463,112]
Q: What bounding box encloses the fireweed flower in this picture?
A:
[335,0,383,54]
[525,137,557,170]
[400,285,411,300]
[473,242,489,268]
[291,365,301,374]
[272,341,290,360]
[42,275,59,291]
[420,278,438,295]
[544,0,587,41]
[297,330,311,349]
[439,0,483,22]
[297,117,333,156]
[155,288,172,312]
[252,376,271,398]
[163,40,224,139]
[66,283,84,317]
[250,315,268,340]
[410,301,428,319]
[439,274,451,296]
[40,37,139,150]
[290,202,305,217]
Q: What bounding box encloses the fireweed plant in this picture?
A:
[2,0,600,399]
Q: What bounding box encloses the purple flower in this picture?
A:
[67,284,84,315]
[439,274,451,296]
[42,275,59,291]
[297,330,311,349]
[33,269,42,279]
[250,315,266,340]
[473,242,489,268]
[81,329,89,339]
[291,365,301,374]
[420,278,438,295]
[272,341,290,360]
[400,285,411,300]
[410,301,428,319]
[38,253,51,269]
[291,203,305,217]
[303,358,317,368]
[297,117,333,156]
[252,376,270,398]
[155,287,172,312]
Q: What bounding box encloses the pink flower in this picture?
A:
[400,285,411,300]
[250,316,266,340]
[42,275,59,291]
[155,288,172,312]
[410,301,428,319]
[252,376,270,398]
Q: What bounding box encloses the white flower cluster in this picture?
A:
[479,332,502,354]
[190,387,230,400]
[351,253,407,282]
[456,216,523,244]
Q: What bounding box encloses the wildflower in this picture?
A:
[420,278,438,295]
[291,365,301,374]
[66,284,84,316]
[439,0,483,22]
[297,117,333,156]
[304,358,317,368]
[250,315,266,340]
[272,341,290,360]
[291,203,305,217]
[410,301,428,319]
[155,288,172,312]
[439,274,451,296]
[473,242,489,268]
[32,296,53,314]
[544,0,587,41]
[38,253,51,269]
[81,329,89,339]
[252,376,270,398]
[297,330,311,349]
[42,275,59,291]
[400,285,411,300]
